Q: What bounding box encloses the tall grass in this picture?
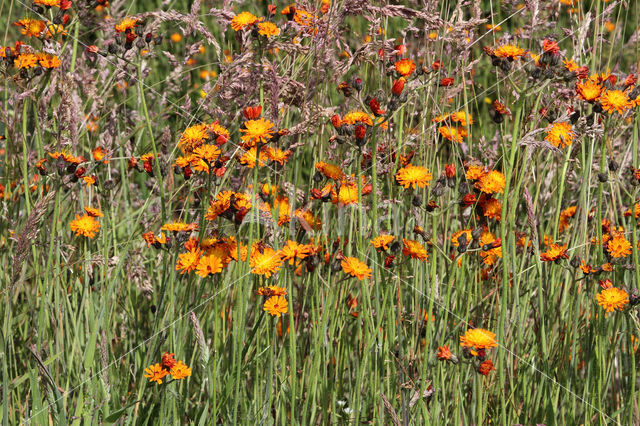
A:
[1,0,639,424]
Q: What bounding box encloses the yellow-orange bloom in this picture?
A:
[460,328,498,350]
[250,247,283,277]
[231,12,261,31]
[341,257,372,280]
[263,295,288,317]
[144,363,168,384]
[596,287,629,313]
[545,122,574,149]
[600,89,632,114]
[70,214,100,238]
[395,165,433,189]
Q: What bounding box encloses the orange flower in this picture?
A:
[231,12,261,31]
[250,247,283,277]
[600,89,632,114]
[576,79,602,102]
[371,234,395,251]
[478,360,495,376]
[606,233,632,258]
[279,240,312,265]
[596,287,629,313]
[394,59,416,77]
[395,165,433,189]
[402,238,428,261]
[240,118,275,146]
[263,295,288,317]
[70,214,100,238]
[460,328,498,350]
[540,244,569,262]
[196,253,224,277]
[545,122,574,149]
[170,360,192,380]
[144,363,168,384]
[493,44,526,59]
[176,248,203,274]
[477,170,505,194]
[341,257,372,280]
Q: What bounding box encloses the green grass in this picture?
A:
[1,0,640,424]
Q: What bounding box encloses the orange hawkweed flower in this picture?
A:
[264,295,288,317]
[144,363,168,384]
[70,214,100,238]
[279,240,312,265]
[540,244,569,262]
[493,44,526,59]
[395,165,433,189]
[596,287,629,313]
[315,161,345,180]
[231,12,261,31]
[170,360,192,380]
[84,206,104,217]
[196,253,224,277]
[240,118,275,146]
[394,58,417,77]
[341,257,372,280]
[606,233,632,258]
[439,125,467,143]
[545,122,574,149]
[13,19,45,38]
[460,328,498,350]
[257,22,280,37]
[576,79,603,102]
[477,170,505,194]
[371,234,395,251]
[176,248,203,274]
[250,247,283,277]
[600,89,632,114]
[402,238,428,261]
[477,360,495,375]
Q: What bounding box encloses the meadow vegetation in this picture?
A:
[1,0,640,423]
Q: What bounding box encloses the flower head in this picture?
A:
[341,257,372,280]
[264,295,288,317]
[257,22,280,37]
[478,360,495,376]
[576,80,603,102]
[144,363,169,384]
[13,19,45,38]
[170,360,192,380]
[250,247,283,277]
[279,240,312,265]
[176,248,203,274]
[540,243,569,262]
[196,253,224,277]
[70,214,100,238]
[179,124,210,154]
[477,170,505,194]
[545,122,574,149]
[607,233,632,258]
[115,17,140,33]
[240,118,275,146]
[394,59,416,77]
[395,165,433,189]
[493,44,526,59]
[315,161,345,180]
[231,12,261,31]
[402,238,428,261]
[460,328,498,350]
[600,89,632,114]
[371,234,395,251]
[439,125,468,143]
[596,287,629,313]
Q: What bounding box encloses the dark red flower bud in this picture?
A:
[243,105,262,120]
[355,124,366,141]
[392,78,405,96]
[439,77,454,87]
[330,114,342,129]
[445,163,455,178]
